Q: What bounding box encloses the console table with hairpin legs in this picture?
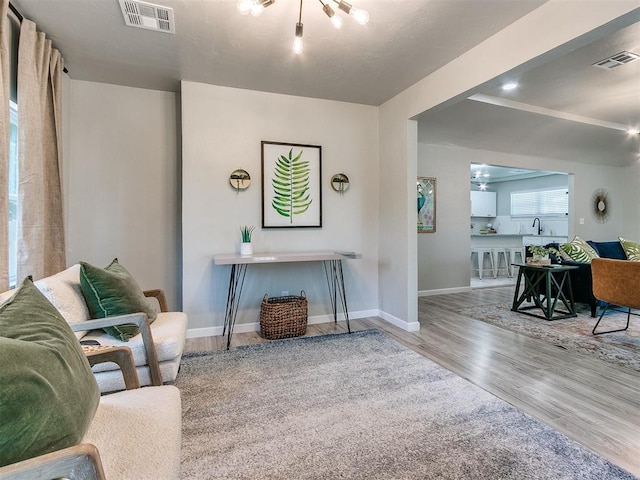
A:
[213,251,362,349]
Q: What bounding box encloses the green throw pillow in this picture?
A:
[0,277,100,467]
[79,258,157,341]
[559,236,599,263]
[620,237,640,261]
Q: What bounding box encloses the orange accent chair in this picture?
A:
[591,258,640,335]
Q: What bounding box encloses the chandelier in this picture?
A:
[236,0,369,54]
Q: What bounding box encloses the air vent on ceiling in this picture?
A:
[592,50,639,70]
[118,0,175,34]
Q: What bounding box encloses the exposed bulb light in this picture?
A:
[237,0,254,15]
[349,6,369,25]
[627,127,640,135]
[334,0,369,25]
[322,2,343,29]
[251,3,265,16]
[238,0,368,55]
[293,22,304,54]
[236,0,275,17]
[502,82,519,91]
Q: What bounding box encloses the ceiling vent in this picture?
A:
[119,0,175,34]
[592,51,639,70]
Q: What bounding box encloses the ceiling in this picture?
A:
[10,1,639,167]
[417,20,640,167]
[470,164,561,184]
[11,0,546,106]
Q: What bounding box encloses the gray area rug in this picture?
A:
[456,302,640,373]
[175,330,636,479]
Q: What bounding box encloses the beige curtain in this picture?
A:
[16,19,65,280]
[0,0,9,290]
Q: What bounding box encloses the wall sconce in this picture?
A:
[331,173,350,195]
[229,169,251,192]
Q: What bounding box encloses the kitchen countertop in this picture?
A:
[471,234,524,237]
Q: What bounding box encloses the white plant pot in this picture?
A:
[240,242,253,256]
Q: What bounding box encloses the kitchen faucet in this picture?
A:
[532,217,542,235]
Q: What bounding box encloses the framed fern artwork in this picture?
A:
[261,141,322,228]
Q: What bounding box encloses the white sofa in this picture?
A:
[83,382,182,479]
[0,264,188,393]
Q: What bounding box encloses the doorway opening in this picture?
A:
[470,163,569,289]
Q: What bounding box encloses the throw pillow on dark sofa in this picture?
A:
[588,241,627,260]
[559,236,599,263]
[619,237,640,261]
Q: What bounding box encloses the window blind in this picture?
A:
[510,189,568,216]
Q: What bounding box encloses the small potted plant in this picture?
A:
[527,245,559,265]
[240,225,255,256]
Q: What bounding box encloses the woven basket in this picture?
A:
[260,291,308,340]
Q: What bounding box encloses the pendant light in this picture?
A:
[236,0,369,54]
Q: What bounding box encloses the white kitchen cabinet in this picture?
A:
[470,191,496,217]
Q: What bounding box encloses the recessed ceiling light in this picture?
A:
[502,82,518,91]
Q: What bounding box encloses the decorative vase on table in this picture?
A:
[527,255,551,265]
[240,242,253,256]
[526,245,558,266]
[240,225,255,256]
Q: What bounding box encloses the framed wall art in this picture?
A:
[417,176,436,233]
[261,141,322,228]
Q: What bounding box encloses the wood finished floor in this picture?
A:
[184,286,640,477]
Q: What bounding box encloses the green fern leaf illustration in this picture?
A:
[271,149,312,222]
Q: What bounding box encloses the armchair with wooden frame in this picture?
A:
[0,344,182,480]
[75,287,187,393]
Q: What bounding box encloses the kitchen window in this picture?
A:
[510,188,568,217]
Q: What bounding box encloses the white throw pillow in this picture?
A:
[35,264,90,339]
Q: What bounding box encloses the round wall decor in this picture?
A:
[330,173,350,195]
[591,188,610,223]
[229,169,251,192]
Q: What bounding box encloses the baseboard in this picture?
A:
[186,326,224,338]
[418,286,471,297]
[377,310,420,332]
[186,309,381,339]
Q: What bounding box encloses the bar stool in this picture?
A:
[492,248,511,277]
[508,246,526,277]
[471,248,495,280]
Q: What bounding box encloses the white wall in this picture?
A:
[417,144,470,293]
[181,81,379,333]
[64,80,181,309]
[379,2,640,321]
[622,163,640,240]
[417,143,629,293]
